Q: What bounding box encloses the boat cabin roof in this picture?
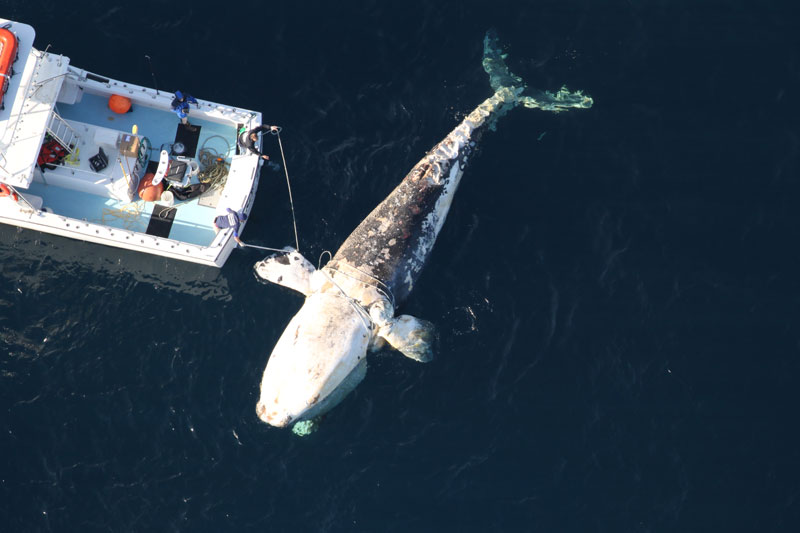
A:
[0,19,69,189]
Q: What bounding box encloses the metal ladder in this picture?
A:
[46,111,80,154]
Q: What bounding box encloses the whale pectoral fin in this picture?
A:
[254,249,316,296]
[378,315,437,363]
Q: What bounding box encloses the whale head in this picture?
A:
[256,291,372,427]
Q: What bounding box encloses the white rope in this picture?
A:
[237,129,301,256]
[319,268,373,333]
[325,260,395,309]
[241,243,292,253]
[276,131,300,253]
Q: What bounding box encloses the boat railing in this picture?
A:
[0,153,13,182]
[6,183,40,214]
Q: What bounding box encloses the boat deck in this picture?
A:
[29,93,242,246]
[57,92,237,155]
[23,181,215,244]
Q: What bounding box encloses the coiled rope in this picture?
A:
[194,135,231,190]
[100,202,143,229]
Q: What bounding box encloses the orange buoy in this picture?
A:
[137,172,163,201]
[108,94,132,114]
[0,183,18,202]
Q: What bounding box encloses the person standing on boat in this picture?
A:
[213,207,248,246]
[239,124,279,160]
[171,90,199,125]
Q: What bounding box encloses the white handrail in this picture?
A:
[6,183,39,213]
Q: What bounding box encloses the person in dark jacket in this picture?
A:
[171,90,199,125]
[213,208,248,246]
[239,124,279,159]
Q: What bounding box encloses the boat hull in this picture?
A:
[0,18,265,268]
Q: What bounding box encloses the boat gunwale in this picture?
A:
[0,17,264,268]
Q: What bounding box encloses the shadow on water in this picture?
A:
[0,225,233,301]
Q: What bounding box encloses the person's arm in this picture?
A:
[187,94,199,106]
[232,216,244,246]
[254,124,280,134]
[246,129,270,159]
[244,140,268,159]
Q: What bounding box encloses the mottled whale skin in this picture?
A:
[327,87,517,309]
[253,33,592,430]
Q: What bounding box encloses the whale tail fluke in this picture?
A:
[482,29,524,93]
[482,29,593,113]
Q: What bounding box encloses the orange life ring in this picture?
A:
[0,27,19,110]
[0,183,19,202]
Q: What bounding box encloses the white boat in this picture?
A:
[0,18,265,268]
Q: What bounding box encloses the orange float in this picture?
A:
[0,26,19,110]
[137,172,163,201]
[108,94,132,114]
[0,183,18,202]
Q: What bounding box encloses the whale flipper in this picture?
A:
[254,249,316,296]
[377,315,437,363]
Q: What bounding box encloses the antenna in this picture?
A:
[144,55,159,95]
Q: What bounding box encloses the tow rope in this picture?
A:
[273,128,300,253]
[240,243,293,253]
[239,127,301,255]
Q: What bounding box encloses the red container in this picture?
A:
[0,27,19,110]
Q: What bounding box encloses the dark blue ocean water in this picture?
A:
[2,1,800,531]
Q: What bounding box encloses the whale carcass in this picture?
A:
[254,31,592,431]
